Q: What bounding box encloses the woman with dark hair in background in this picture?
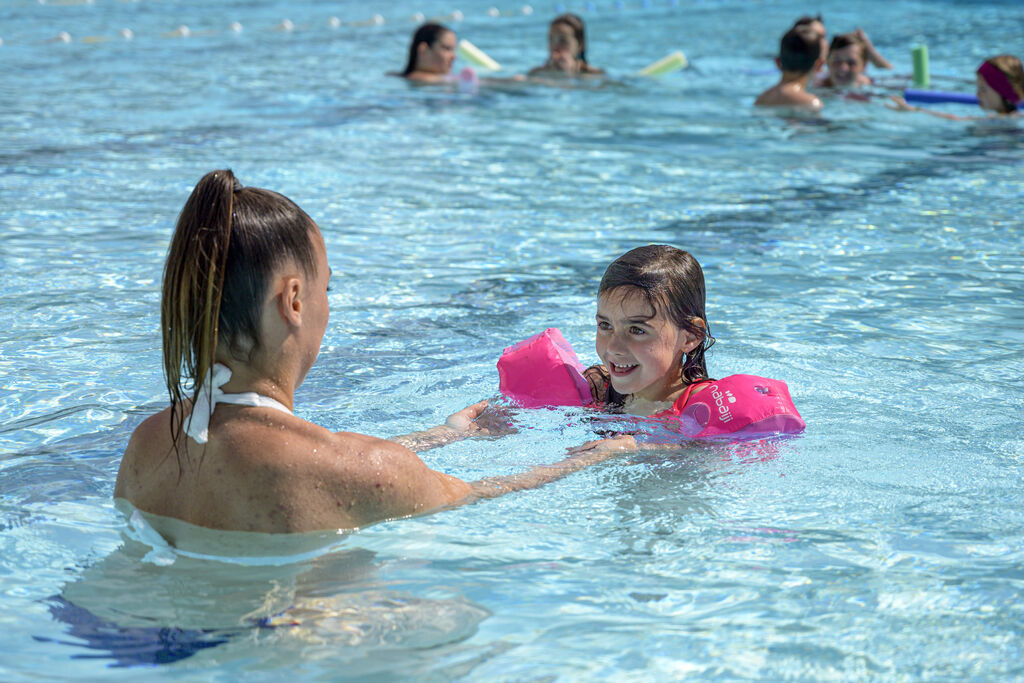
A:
[529,13,605,77]
[396,22,457,82]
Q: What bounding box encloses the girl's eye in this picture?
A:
[597,321,611,331]
[629,326,646,335]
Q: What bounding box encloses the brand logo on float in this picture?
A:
[709,385,736,423]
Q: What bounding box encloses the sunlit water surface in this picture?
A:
[1,0,1022,679]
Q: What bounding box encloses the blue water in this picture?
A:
[2,0,1023,679]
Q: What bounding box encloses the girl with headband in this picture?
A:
[889,55,1023,120]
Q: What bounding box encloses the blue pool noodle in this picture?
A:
[904,89,978,106]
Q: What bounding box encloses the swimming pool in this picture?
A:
[2,0,1022,677]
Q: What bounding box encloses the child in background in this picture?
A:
[528,13,605,77]
[818,33,874,88]
[793,15,891,73]
[755,25,825,111]
[889,55,1023,120]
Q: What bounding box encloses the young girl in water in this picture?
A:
[525,245,803,455]
[581,245,713,416]
[889,54,1023,120]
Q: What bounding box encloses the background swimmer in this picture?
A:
[818,33,874,88]
[396,22,457,83]
[889,54,1023,120]
[528,13,605,78]
[755,25,825,111]
[115,170,631,535]
[794,15,891,72]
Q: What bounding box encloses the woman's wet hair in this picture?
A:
[551,13,588,63]
[981,54,1024,113]
[162,169,318,458]
[402,22,452,76]
[598,245,715,388]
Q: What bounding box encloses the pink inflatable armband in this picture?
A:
[497,328,593,408]
[651,374,804,441]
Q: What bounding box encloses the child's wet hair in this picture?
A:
[828,33,866,62]
[779,26,822,73]
[598,245,715,385]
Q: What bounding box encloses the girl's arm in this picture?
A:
[887,95,974,121]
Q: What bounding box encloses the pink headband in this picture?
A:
[977,61,1022,105]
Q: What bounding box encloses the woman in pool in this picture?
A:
[397,22,457,83]
[889,54,1023,120]
[114,170,631,534]
[528,13,605,78]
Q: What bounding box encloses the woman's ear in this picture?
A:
[278,276,303,327]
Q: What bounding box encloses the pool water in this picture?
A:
[2,0,1023,678]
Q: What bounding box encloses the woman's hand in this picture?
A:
[445,400,490,434]
[445,400,519,437]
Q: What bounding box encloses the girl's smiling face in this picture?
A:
[595,287,701,402]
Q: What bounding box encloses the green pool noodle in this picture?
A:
[912,45,929,88]
[458,39,501,71]
[637,51,688,77]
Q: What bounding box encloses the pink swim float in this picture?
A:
[497,328,592,408]
[497,328,804,441]
[649,374,805,441]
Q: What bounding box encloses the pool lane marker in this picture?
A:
[19,2,694,48]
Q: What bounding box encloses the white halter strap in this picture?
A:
[185,363,293,444]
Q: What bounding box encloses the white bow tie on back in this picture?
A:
[185,363,293,444]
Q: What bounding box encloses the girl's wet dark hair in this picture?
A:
[599,245,715,388]
[551,13,588,63]
[161,169,318,462]
[402,22,452,76]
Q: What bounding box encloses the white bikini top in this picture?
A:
[185,363,293,444]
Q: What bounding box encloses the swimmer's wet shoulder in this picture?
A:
[117,403,471,533]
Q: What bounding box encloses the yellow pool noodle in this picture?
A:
[637,51,688,77]
[458,39,501,71]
